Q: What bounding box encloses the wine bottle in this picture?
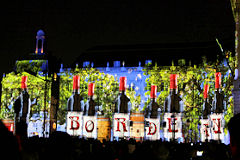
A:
[113,77,131,140]
[164,74,182,113]
[200,83,211,142]
[210,72,226,142]
[145,85,160,140]
[14,76,31,137]
[146,85,160,118]
[212,72,225,113]
[85,83,97,116]
[67,75,84,112]
[115,77,131,113]
[163,74,183,141]
[66,75,84,136]
[202,84,211,119]
[83,83,97,139]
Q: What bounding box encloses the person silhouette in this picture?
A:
[228,113,240,160]
[0,120,20,160]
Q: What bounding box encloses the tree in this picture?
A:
[143,54,234,142]
[0,71,51,120]
[126,85,141,112]
[57,67,119,124]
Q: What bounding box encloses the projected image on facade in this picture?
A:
[0,30,234,143]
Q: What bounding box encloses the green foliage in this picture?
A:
[1,51,235,141]
[126,86,141,111]
[0,106,14,120]
[57,67,119,123]
[1,71,51,120]
[143,53,235,142]
[0,66,119,124]
[16,60,48,73]
[75,67,119,118]
[58,71,73,124]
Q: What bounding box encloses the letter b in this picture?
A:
[69,116,80,130]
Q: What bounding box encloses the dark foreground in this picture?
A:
[0,129,232,160]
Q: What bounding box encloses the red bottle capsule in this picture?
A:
[88,83,95,96]
[150,85,157,99]
[21,76,28,89]
[119,77,127,91]
[170,74,177,89]
[203,84,209,99]
[215,72,221,89]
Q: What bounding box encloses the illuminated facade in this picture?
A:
[0,30,232,144]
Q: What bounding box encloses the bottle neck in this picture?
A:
[151,98,156,102]
[170,89,177,94]
[73,89,79,94]
[120,90,125,95]
[215,88,221,93]
[22,89,28,93]
[204,98,208,103]
[88,96,93,100]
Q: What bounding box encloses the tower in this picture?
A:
[35,29,45,54]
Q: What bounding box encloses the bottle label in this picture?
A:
[113,113,129,138]
[210,113,224,142]
[83,116,97,138]
[145,118,160,140]
[163,113,182,141]
[66,111,83,136]
[200,119,210,142]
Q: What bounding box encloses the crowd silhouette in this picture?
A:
[0,118,234,160]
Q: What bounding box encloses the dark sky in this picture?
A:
[0,0,235,70]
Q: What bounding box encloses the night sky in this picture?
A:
[0,0,235,71]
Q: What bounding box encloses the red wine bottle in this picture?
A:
[67,75,83,111]
[202,84,211,119]
[212,72,225,113]
[14,76,31,137]
[146,85,160,118]
[164,74,182,113]
[115,77,131,113]
[84,83,97,116]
